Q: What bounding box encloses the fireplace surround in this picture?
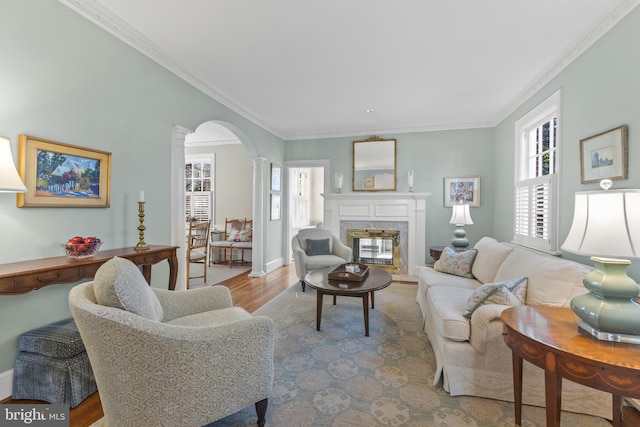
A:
[322,192,431,275]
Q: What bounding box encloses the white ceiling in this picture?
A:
[62,0,639,141]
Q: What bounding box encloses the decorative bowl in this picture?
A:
[64,237,102,259]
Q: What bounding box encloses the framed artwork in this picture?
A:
[444,176,480,207]
[580,125,628,184]
[271,163,281,192]
[270,194,281,221]
[16,135,111,208]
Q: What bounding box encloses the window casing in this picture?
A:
[513,90,561,253]
[185,155,214,223]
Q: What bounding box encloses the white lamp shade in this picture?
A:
[0,137,27,193]
[449,203,473,225]
[562,189,640,258]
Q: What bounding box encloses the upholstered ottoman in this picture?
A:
[12,318,97,407]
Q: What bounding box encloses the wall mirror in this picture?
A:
[353,136,396,191]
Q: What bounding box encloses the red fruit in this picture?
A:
[71,236,84,244]
[85,237,97,244]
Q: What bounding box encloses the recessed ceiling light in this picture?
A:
[365,108,375,113]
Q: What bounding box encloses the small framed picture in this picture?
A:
[580,125,628,184]
[271,163,281,192]
[270,194,281,221]
[444,176,480,207]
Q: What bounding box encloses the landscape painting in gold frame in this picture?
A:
[16,135,111,208]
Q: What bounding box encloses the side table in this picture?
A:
[429,245,467,262]
[502,305,640,427]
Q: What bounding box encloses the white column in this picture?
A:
[249,156,266,277]
[171,125,190,291]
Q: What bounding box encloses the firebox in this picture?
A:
[346,229,400,274]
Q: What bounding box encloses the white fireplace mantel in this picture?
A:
[322,192,431,275]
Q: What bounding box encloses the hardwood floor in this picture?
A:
[1,263,299,427]
[3,263,640,426]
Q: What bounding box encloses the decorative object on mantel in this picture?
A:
[579,125,628,184]
[449,200,473,248]
[135,190,149,251]
[0,136,27,193]
[16,134,111,208]
[443,176,480,207]
[407,170,414,192]
[328,262,370,282]
[561,179,640,343]
[334,172,343,193]
[353,135,396,192]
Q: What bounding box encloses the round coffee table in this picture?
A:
[304,265,392,336]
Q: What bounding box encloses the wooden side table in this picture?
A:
[502,305,640,427]
[429,245,467,261]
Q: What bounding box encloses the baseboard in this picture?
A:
[266,257,283,274]
[0,369,13,401]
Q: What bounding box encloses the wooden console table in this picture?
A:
[502,305,640,427]
[0,245,179,294]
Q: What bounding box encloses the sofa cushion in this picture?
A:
[427,286,474,341]
[494,249,590,307]
[463,277,528,317]
[306,238,331,255]
[93,257,164,321]
[471,237,513,284]
[434,248,477,278]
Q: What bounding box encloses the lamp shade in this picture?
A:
[561,189,640,258]
[449,203,473,226]
[0,137,27,193]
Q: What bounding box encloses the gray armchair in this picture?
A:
[69,256,274,427]
[292,228,353,291]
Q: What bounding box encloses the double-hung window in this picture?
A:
[185,155,214,223]
[513,90,561,253]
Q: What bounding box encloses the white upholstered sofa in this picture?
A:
[415,237,611,420]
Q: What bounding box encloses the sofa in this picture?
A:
[415,237,611,420]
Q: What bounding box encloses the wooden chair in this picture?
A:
[186,220,210,287]
[231,219,252,267]
[211,218,244,267]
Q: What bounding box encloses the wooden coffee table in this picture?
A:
[502,305,640,427]
[304,265,392,337]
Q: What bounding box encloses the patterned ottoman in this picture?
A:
[12,318,97,407]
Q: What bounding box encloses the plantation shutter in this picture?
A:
[185,192,211,222]
[513,174,556,252]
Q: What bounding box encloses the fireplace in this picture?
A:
[347,229,400,273]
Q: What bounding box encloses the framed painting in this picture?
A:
[16,135,111,208]
[444,176,480,207]
[580,125,628,184]
[271,163,281,192]
[270,194,281,221]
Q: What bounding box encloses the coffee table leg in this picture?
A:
[512,352,523,426]
[317,291,324,331]
[362,293,370,336]
[370,291,375,309]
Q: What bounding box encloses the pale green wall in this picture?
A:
[493,6,640,281]
[285,128,496,260]
[0,0,283,374]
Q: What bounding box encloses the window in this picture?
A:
[513,90,561,253]
[290,168,310,228]
[185,155,214,223]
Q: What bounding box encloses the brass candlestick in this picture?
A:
[135,202,149,251]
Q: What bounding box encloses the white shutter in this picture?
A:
[185,192,211,222]
[513,174,557,252]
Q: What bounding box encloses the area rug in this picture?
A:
[208,283,609,427]
[187,264,250,287]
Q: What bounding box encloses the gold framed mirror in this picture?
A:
[353,136,396,191]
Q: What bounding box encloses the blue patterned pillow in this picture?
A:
[434,247,477,279]
[463,277,528,317]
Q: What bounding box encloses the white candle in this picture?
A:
[408,171,414,188]
[139,190,145,203]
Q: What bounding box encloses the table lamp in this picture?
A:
[449,201,473,248]
[0,136,27,193]
[561,180,640,343]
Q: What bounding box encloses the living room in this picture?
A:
[2,0,640,424]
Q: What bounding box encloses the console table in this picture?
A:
[502,305,640,427]
[0,245,179,294]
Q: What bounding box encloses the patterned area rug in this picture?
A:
[209,283,609,427]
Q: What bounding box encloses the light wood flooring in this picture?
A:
[3,263,639,426]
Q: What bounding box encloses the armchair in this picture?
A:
[292,228,353,291]
[69,257,274,427]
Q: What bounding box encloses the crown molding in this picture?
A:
[496,0,640,125]
[59,0,285,140]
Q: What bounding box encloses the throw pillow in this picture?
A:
[93,256,164,321]
[463,277,528,317]
[227,229,241,242]
[306,238,331,256]
[240,228,252,242]
[434,247,477,279]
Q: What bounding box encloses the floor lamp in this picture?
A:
[561,181,640,343]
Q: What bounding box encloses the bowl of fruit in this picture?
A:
[65,236,102,259]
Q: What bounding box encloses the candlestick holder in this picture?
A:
[135,201,149,251]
